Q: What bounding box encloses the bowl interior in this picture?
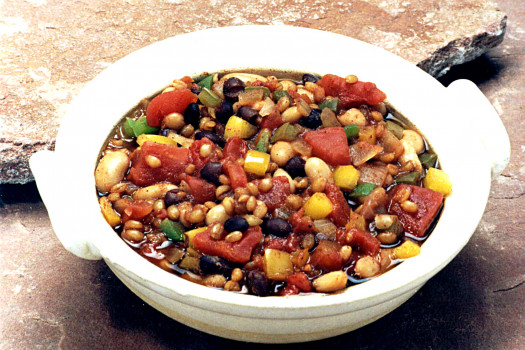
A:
[54,25,492,314]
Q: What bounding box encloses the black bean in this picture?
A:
[164,190,184,207]
[160,128,170,137]
[224,216,249,233]
[215,101,234,124]
[262,217,292,237]
[299,108,322,129]
[237,106,259,125]
[195,131,225,147]
[247,270,271,296]
[302,73,319,84]
[184,102,201,128]
[199,255,234,276]
[223,77,245,101]
[284,156,306,178]
[200,162,222,186]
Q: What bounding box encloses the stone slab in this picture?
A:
[0,0,506,184]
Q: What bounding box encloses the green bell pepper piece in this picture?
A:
[255,129,271,153]
[198,88,222,108]
[344,124,360,139]
[197,75,213,90]
[350,183,376,197]
[273,89,290,102]
[419,152,438,168]
[385,120,404,139]
[319,98,339,112]
[271,123,299,143]
[394,171,421,185]
[160,219,185,242]
[125,116,159,137]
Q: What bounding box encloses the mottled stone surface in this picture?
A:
[2,0,524,348]
[0,0,506,184]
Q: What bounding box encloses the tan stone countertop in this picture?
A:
[1,0,524,349]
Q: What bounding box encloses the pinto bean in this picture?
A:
[95,151,130,193]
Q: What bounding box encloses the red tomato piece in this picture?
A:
[260,109,283,130]
[193,226,263,264]
[318,74,386,109]
[289,208,315,234]
[324,183,351,227]
[304,127,350,166]
[278,284,301,296]
[264,235,300,253]
[310,240,343,271]
[222,137,248,162]
[122,200,153,222]
[347,227,380,256]
[146,89,198,127]
[128,141,190,186]
[223,161,248,189]
[286,272,312,293]
[179,174,216,204]
[189,138,220,173]
[256,176,291,211]
[388,184,443,237]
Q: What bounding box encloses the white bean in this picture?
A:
[270,141,296,167]
[337,108,366,126]
[273,168,295,193]
[355,256,380,278]
[132,183,177,200]
[304,157,332,182]
[281,106,302,123]
[205,204,230,225]
[402,130,424,154]
[95,152,130,193]
[399,138,423,173]
[221,72,267,83]
[313,271,348,293]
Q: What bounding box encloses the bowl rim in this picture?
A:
[52,25,492,314]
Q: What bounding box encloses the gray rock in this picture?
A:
[0,0,506,184]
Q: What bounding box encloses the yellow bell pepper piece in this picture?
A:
[333,165,360,191]
[244,150,270,176]
[185,227,208,247]
[99,197,121,227]
[224,116,258,139]
[423,168,452,195]
[303,192,333,220]
[137,134,178,146]
[263,249,293,281]
[394,240,421,259]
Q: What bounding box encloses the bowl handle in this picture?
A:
[30,150,102,260]
[446,79,510,179]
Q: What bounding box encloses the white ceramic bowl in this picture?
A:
[30,26,510,343]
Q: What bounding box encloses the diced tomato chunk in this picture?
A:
[265,235,300,253]
[289,208,315,234]
[347,227,381,256]
[179,174,216,204]
[256,176,291,211]
[222,137,247,162]
[286,272,312,293]
[388,184,443,237]
[324,183,350,227]
[146,89,198,127]
[304,127,350,166]
[193,226,263,264]
[223,161,248,189]
[122,200,153,222]
[260,109,283,130]
[189,138,220,173]
[128,141,190,186]
[310,240,343,271]
[318,74,386,109]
